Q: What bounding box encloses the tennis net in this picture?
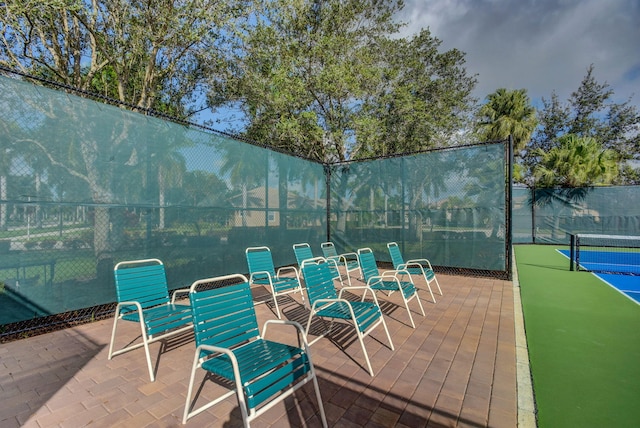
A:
[569,234,640,275]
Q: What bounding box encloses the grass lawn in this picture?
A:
[515,244,640,427]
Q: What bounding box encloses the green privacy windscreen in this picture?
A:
[513,186,640,244]
[327,144,508,272]
[0,75,326,327]
[0,72,512,333]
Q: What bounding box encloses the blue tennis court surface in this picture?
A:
[558,249,640,304]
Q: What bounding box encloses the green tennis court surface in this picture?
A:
[515,245,640,427]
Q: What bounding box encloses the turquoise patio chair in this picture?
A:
[387,241,442,303]
[293,242,343,286]
[301,257,394,376]
[108,258,192,382]
[183,274,327,427]
[357,247,425,328]
[245,246,304,319]
[320,241,361,286]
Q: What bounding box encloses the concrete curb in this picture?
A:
[512,252,538,427]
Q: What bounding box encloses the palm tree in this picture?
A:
[533,134,618,187]
[476,88,538,152]
[220,142,267,227]
[533,134,618,239]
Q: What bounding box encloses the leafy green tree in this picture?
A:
[533,134,618,187]
[527,65,639,184]
[532,133,618,239]
[217,0,476,163]
[221,0,399,162]
[219,0,476,234]
[1,0,244,114]
[0,0,246,275]
[355,29,477,157]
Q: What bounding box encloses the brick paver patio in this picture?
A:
[1,272,526,427]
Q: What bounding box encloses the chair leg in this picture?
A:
[235,380,251,428]
[344,267,353,287]
[182,353,201,424]
[433,276,443,295]
[379,314,394,351]
[304,310,315,339]
[140,324,155,382]
[355,328,375,376]
[424,275,437,303]
[107,314,120,360]
[108,311,156,382]
[309,363,328,427]
[402,296,416,328]
[305,313,334,346]
[271,289,282,319]
[183,356,237,424]
[415,291,426,316]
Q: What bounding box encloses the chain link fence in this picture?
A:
[0,71,511,341]
[513,185,640,244]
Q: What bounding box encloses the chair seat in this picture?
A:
[403,266,436,280]
[344,259,360,270]
[251,276,300,294]
[202,339,307,383]
[315,301,382,333]
[369,279,417,299]
[328,256,358,271]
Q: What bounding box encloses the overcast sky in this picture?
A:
[395,0,640,109]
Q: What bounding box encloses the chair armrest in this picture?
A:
[310,297,349,309]
[115,301,143,316]
[197,343,231,357]
[326,255,341,264]
[366,275,384,286]
[262,319,308,347]
[171,287,191,303]
[249,270,273,283]
[367,272,406,287]
[384,268,413,279]
[195,344,239,370]
[339,252,358,262]
[276,265,299,279]
[326,258,340,270]
[406,258,433,269]
[337,285,378,302]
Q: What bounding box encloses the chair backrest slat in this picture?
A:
[358,248,380,283]
[246,247,277,278]
[320,242,338,259]
[387,242,404,269]
[190,281,260,350]
[301,260,338,305]
[293,243,314,266]
[114,261,170,309]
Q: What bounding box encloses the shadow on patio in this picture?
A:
[0,273,520,427]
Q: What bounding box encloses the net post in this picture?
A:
[575,234,580,271]
[569,234,575,271]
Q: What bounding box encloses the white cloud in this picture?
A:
[395,0,640,107]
